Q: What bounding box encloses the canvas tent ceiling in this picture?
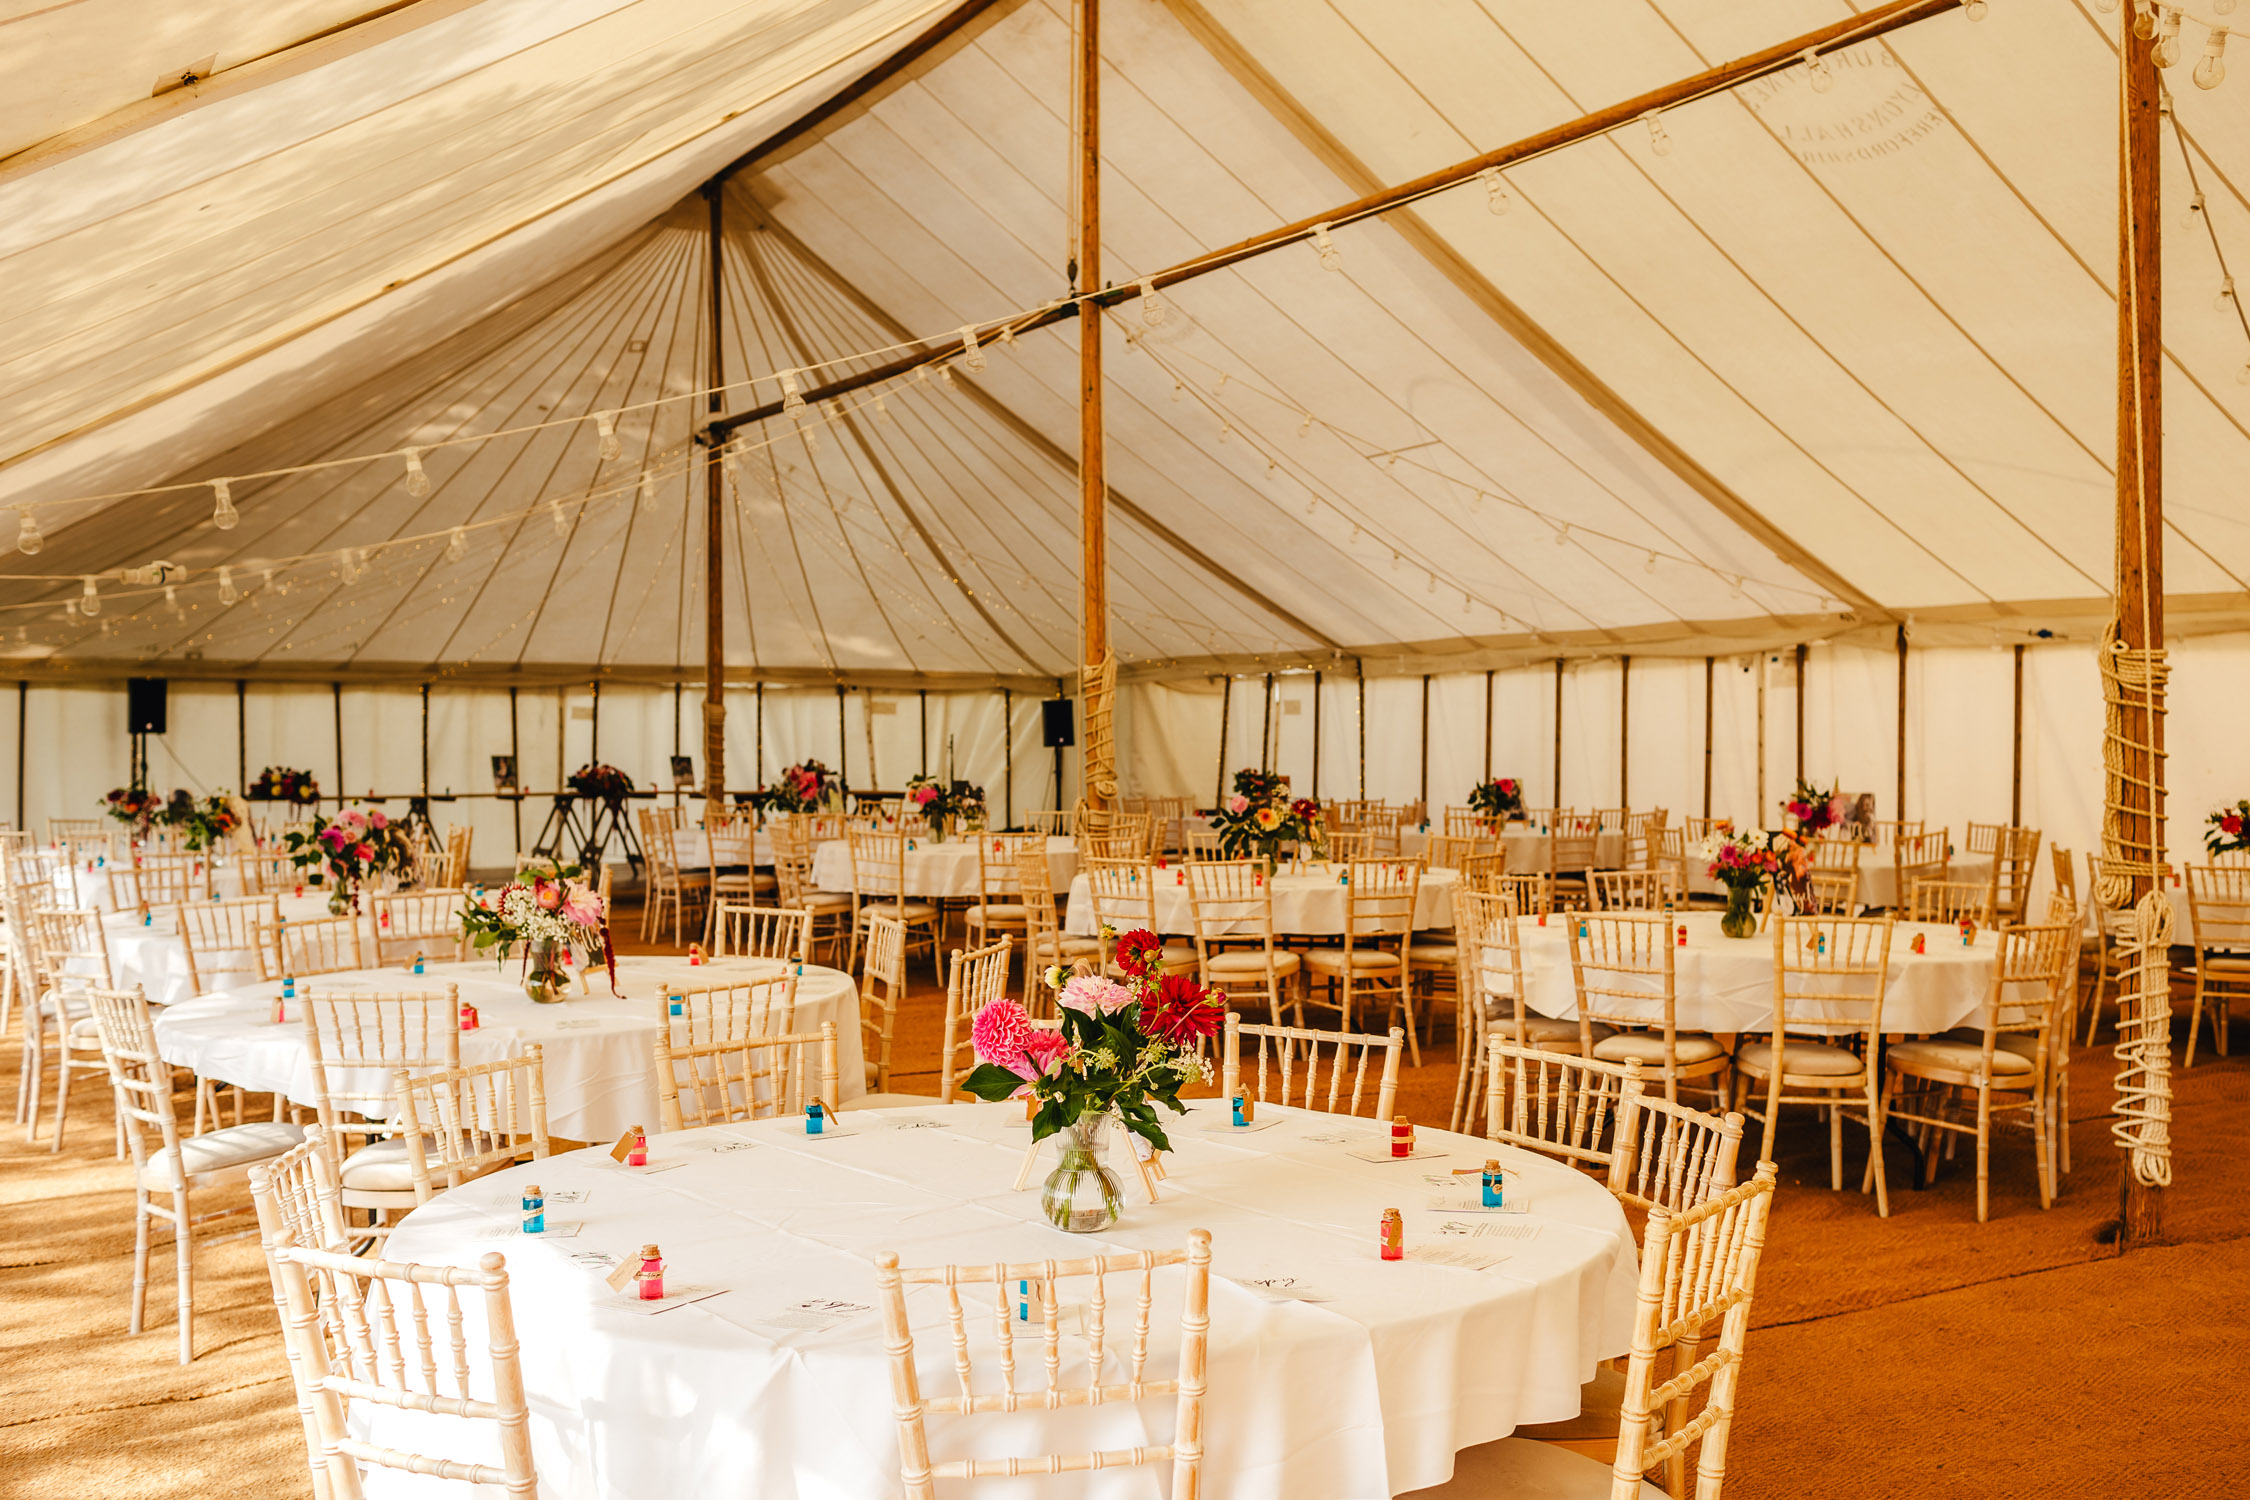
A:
[3,0,2248,683]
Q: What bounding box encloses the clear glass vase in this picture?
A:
[523,938,567,1003]
[1721,883,1759,939]
[1041,1112,1125,1233]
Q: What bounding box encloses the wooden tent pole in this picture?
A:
[1312,670,1323,797]
[1551,659,1564,809]
[1260,671,1274,773]
[508,686,521,852]
[1894,626,1908,823]
[706,0,1963,445]
[15,681,24,831]
[1418,673,1430,810]
[1076,0,1115,818]
[702,184,728,830]
[1618,655,1631,808]
[1483,669,1494,781]
[331,682,344,806]
[419,682,430,796]
[1355,660,1366,800]
[2011,644,2025,826]
[1214,676,1231,808]
[1002,687,1014,828]
[1754,655,1766,821]
[2117,14,2167,1245]
[1701,656,1714,819]
[1793,642,1807,783]
[235,679,247,796]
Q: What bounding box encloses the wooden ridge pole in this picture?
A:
[704,0,1963,443]
[1793,642,1807,783]
[1552,659,1564,809]
[1701,656,1714,820]
[1619,655,1630,808]
[1077,0,1114,817]
[702,185,728,830]
[1894,626,1908,824]
[2010,643,2025,826]
[2117,12,2166,1245]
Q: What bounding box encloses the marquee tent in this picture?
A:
[1,0,2245,863]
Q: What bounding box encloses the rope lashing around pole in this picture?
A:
[2098,617,2173,1187]
[1076,651,1119,833]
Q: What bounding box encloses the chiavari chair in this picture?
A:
[1450,889,1603,1135]
[301,989,462,1235]
[1589,869,1684,912]
[855,913,910,1098]
[937,936,1015,1101]
[369,887,467,966]
[1185,859,1300,1027]
[1801,867,1862,917]
[1893,829,1950,911]
[709,897,811,964]
[275,914,366,978]
[1012,841,1102,985]
[873,1228,1213,1500]
[770,818,852,966]
[1081,859,1197,978]
[1303,858,1423,1060]
[390,1049,550,1203]
[961,831,1036,955]
[1909,878,1991,927]
[1566,912,1729,1106]
[643,815,711,947]
[2182,864,2250,1067]
[654,1021,840,1128]
[1221,1011,1402,1120]
[1479,1041,1636,1176]
[845,828,940,973]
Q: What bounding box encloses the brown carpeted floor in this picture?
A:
[3,905,2242,1497]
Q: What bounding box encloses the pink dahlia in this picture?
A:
[970,998,1033,1069]
[1059,975,1133,1017]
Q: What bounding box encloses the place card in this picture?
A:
[1430,1219,1542,1243]
[1408,1243,1510,1271]
[477,1220,583,1241]
[787,1123,858,1142]
[697,1139,757,1154]
[1299,1130,1372,1147]
[554,1018,606,1029]
[595,1158,686,1175]
[615,1284,727,1316]
[546,1188,592,1205]
[1233,1275,1336,1304]
[567,1250,621,1272]
[1198,1116,1283,1134]
[755,1298,873,1334]
[884,1116,948,1131]
[1424,1193,1530,1216]
[1343,1143,1448,1164]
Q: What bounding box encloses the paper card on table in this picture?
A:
[1424,1193,1530,1216]
[754,1298,874,1334]
[1198,1116,1284,1134]
[697,1138,757,1154]
[555,1018,605,1029]
[602,1259,638,1293]
[1342,1144,1448,1164]
[478,1221,583,1241]
[568,1251,620,1272]
[1409,1242,1510,1271]
[596,1158,686,1175]
[545,1188,591,1205]
[1233,1275,1336,1304]
[1298,1129,1370,1146]
[615,1285,726,1316]
[608,1129,640,1163]
[789,1125,857,1142]
[884,1115,947,1131]
[1428,1218,1542,1242]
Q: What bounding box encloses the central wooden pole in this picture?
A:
[703,184,729,829]
[1076,0,1113,817]
[2117,13,2166,1245]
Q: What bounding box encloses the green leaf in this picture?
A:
[959,1063,1027,1103]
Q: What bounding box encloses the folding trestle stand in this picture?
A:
[528,794,644,875]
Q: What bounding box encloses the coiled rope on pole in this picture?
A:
[2098,617,2173,1187]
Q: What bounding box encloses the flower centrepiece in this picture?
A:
[102,786,160,834]
[567,763,634,807]
[751,759,839,816]
[283,807,415,910]
[1466,776,1525,823]
[2207,799,2250,858]
[1784,777,1845,837]
[904,773,986,834]
[458,858,618,994]
[248,766,321,805]
[1208,769,1320,864]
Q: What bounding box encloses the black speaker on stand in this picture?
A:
[126,678,167,789]
[1041,698,1074,815]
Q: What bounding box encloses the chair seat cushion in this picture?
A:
[1396,1434,1667,1499]
[1591,1032,1726,1067]
[69,1013,102,1040]
[1735,1039,1864,1077]
[863,901,936,922]
[1940,1027,2042,1060]
[1206,948,1302,977]
[802,891,854,911]
[1303,949,1404,975]
[338,1136,424,1192]
[1886,1038,2036,1077]
[1108,944,1198,975]
[140,1120,305,1189]
[1487,1013,1613,1051]
[1055,936,1105,957]
[964,904,1030,924]
[1407,942,1459,965]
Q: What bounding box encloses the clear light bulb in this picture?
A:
[639,472,657,509]
[1645,552,1659,574]
[1555,523,1570,546]
[1480,166,1511,214]
[803,421,822,455]
[1389,551,1400,572]
[1642,111,1672,156]
[211,478,239,530]
[1802,47,1834,92]
[2095,0,2119,10]
[446,527,468,563]
[935,365,955,389]
[960,325,986,374]
[165,584,180,616]
[80,576,100,617]
[720,443,740,479]
[2194,29,2228,88]
[873,393,890,419]
[1424,572,1436,595]
[2154,8,2182,66]
[2219,276,2238,312]
[780,370,805,413]
[1963,0,1987,18]
[2133,0,2158,39]
[16,510,42,555]
[1298,413,1314,437]
[551,499,570,537]
[1138,277,1167,324]
[218,566,238,604]
[2217,0,2238,13]
[403,449,431,498]
[595,411,622,461]
[1311,222,1341,271]
[1461,592,1472,616]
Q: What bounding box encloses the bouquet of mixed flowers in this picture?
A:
[1699,829,1786,892]
[905,774,986,829]
[2207,799,2250,857]
[567,763,634,806]
[1209,769,1321,863]
[283,807,416,908]
[459,858,617,990]
[173,793,243,852]
[1784,777,1845,835]
[248,766,321,805]
[102,786,160,832]
[1467,776,1525,821]
[958,930,1222,1155]
[754,759,839,815]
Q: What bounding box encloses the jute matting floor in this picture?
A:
[4,909,2242,1497]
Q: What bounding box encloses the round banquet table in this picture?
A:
[1685,852,1994,910]
[1514,909,2000,1036]
[813,834,1080,900]
[1063,863,1458,938]
[55,854,253,910]
[99,891,341,1006]
[369,1100,1637,1499]
[150,955,863,1142]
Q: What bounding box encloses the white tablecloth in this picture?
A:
[815,835,1080,900]
[101,892,341,1006]
[57,854,251,910]
[1063,865,1459,938]
[371,1101,1637,1498]
[1514,909,1997,1036]
[646,828,779,873]
[150,955,862,1141]
[1686,852,1995,909]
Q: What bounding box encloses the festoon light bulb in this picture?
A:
[959,324,986,374]
[402,448,431,498]
[550,499,570,538]
[595,410,622,461]
[2133,0,2158,40]
[638,471,657,509]
[218,566,238,605]
[1138,277,1167,325]
[165,584,180,616]
[16,509,42,555]
[446,526,468,563]
[2154,7,2183,66]
[1479,166,1511,214]
[2194,28,2228,88]
[1963,0,1987,19]
[1801,47,1834,92]
[1642,110,1672,155]
[79,576,100,617]
[2219,276,2238,312]
[780,369,805,414]
[1311,221,1341,271]
[211,478,239,530]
